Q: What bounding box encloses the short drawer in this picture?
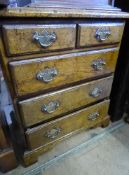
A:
[77,21,124,48]
[19,76,113,127]
[26,100,109,150]
[9,48,118,96]
[2,24,76,56]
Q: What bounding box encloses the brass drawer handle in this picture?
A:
[41,100,60,114]
[36,68,58,83]
[33,30,57,48]
[90,87,102,98]
[88,112,100,121]
[92,59,106,71]
[95,28,111,42]
[45,128,61,139]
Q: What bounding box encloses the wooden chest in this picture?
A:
[0,2,129,166]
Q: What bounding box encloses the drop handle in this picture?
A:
[41,100,60,114]
[36,67,58,83]
[45,128,61,139]
[89,87,102,98]
[91,59,106,71]
[95,28,111,42]
[88,112,100,121]
[33,30,57,48]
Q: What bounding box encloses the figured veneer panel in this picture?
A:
[19,76,113,127]
[26,100,109,150]
[9,48,118,96]
[3,24,76,56]
[78,22,125,48]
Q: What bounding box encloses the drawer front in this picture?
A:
[77,22,124,48]
[3,24,76,56]
[9,48,118,96]
[19,76,113,127]
[26,100,109,149]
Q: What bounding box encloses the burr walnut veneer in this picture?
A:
[0,3,128,166]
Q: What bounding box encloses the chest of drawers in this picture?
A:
[0,4,129,166]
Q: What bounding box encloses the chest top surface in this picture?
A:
[0,0,129,19]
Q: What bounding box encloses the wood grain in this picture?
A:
[78,22,125,48]
[26,100,109,150]
[9,48,119,97]
[3,24,76,56]
[19,76,113,127]
[0,8,129,19]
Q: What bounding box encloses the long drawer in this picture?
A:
[19,76,113,127]
[2,24,76,56]
[26,100,109,150]
[9,48,118,97]
[77,21,124,48]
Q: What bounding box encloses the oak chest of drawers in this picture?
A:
[0,3,129,166]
